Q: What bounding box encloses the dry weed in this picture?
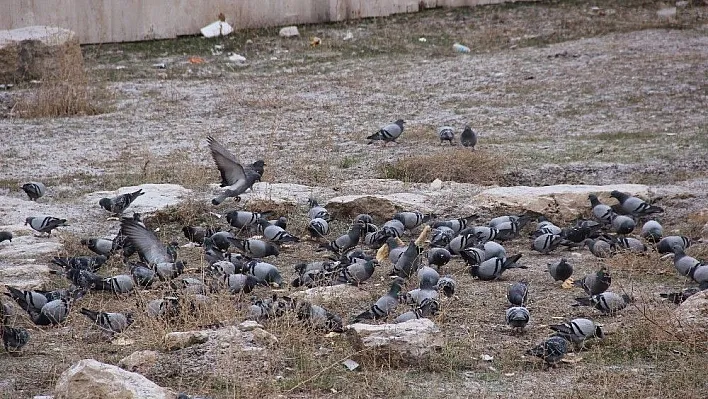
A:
[380,148,504,184]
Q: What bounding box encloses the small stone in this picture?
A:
[430,178,443,191]
[279,26,300,38]
[164,331,209,351]
[238,320,264,331]
[342,359,360,371]
[251,328,278,346]
[481,354,494,361]
[228,53,247,64]
[118,350,158,372]
[657,7,677,18]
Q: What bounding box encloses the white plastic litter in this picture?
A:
[201,20,234,38]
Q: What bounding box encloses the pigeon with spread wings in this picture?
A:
[207,136,265,205]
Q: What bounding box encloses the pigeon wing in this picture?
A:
[120,219,171,264]
[207,136,247,187]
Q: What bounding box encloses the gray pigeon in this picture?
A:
[257,218,299,243]
[27,298,72,326]
[322,222,364,254]
[672,246,703,277]
[95,274,136,294]
[431,215,478,234]
[182,226,217,246]
[574,292,632,314]
[547,258,573,282]
[25,216,68,237]
[393,211,433,231]
[307,199,331,221]
[656,236,691,254]
[471,254,525,281]
[225,210,266,229]
[610,190,664,217]
[483,241,507,260]
[610,214,636,235]
[391,240,424,278]
[549,318,604,345]
[129,262,156,287]
[402,276,439,306]
[615,237,647,253]
[2,324,30,353]
[505,306,530,330]
[448,233,477,256]
[526,336,569,366]
[691,265,708,286]
[4,286,53,313]
[21,182,45,201]
[336,259,377,286]
[427,248,451,268]
[367,119,405,145]
[641,220,663,242]
[81,238,113,256]
[430,226,455,248]
[243,260,283,287]
[394,298,440,323]
[207,136,264,205]
[99,188,144,215]
[51,255,107,272]
[532,233,563,254]
[584,238,614,258]
[0,231,12,244]
[382,219,405,238]
[437,126,455,145]
[296,301,344,333]
[120,219,184,279]
[460,126,477,149]
[573,268,611,296]
[80,308,133,335]
[588,194,615,225]
[352,277,405,322]
[507,281,529,306]
[218,273,266,294]
[228,237,279,259]
[146,297,180,319]
[308,218,330,238]
[436,276,456,297]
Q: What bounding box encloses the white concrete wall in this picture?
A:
[0,0,529,44]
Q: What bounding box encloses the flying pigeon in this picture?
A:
[610,190,664,217]
[25,216,68,237]
[21,182,46,201]
[99,188,145,216]
[207,136,265,205]
[367,119,405,145]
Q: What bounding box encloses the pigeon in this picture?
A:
[4,286,55,313]
[391,240,424,278]
[352,277,405,322]
[201,237,225,265]
[560,222,601,246]
[431,215,478,235]
[322,222,364,254]
[427,247,451,268]
[507,281,529,306]
[25,216,68,237]
[0,231,12,244]
[436,276,456,297]
[170,277,208,295]
[470,254,525,281]
[27,298,72,326]
[463,226,499,244]
[394,211,433,231]
[81,238,113,256]
[573,268,611,296]
[355,214,374,225]
[394,298,440,323]
[296,301,344,333]
[547,258,573,282]
[94,274,136,294]
[307,198,331,221]
[248,295,295,321]
[308,218,330,238]
[526,336,569,366]
[483,241,507,260]
[430,226,455,248]
[588,194,615,225]
[225,210,267,230]
[610,190,664,217]
[207,136,265,205]
[489,214,534,229]
[80,308,133,335]
[120,219,183,274]
[208,260,238,277]
[228,238,279,259]
[641,220,663,242]
[129,262,156,287]
[574,292,632,314]
[584,238,615,258]
[381,219,406,238]
[208,231,235,252]
[549,318,604,345]
[146,297,181,319]
[242,260,283,287]
[437,126,455,145]
[257,218,299,243]
[691,266,708,286]
[505,306,530,330]
[615,237,647,253]
[51,255,107,272]
[610,214,636,235]
[656,236,691,254]
[99,189,145,215]
[367,119,405,145]
[218,273,266,294]
[112,213,143,260]
[21,182,46,201]
[532,233,563,254]
[448,233,477,256]
[182,226,217,245]
[492,221,522,241]
[659,287,703,304]
[460,246,488,266]
[672,246,703,277]
[2,324,30,353]
[460,126,477,149]
[336,259,377,286]
[402,276,439,306]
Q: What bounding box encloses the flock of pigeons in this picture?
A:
[1,126,706,371]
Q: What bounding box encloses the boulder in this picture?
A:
[54,359,175,399]
[164,331,209,351]
[84,184,192,214]
[118,350,159,373]
[345,318,443,366]
[0,260,51,290]
[673,290,708,336]
[472,184,649,222]
[279,26,300,37]
[0,26,83,84]
[326,193,431,221]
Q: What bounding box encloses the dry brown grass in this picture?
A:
[379,148,504,184]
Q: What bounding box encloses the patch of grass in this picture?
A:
[379,149,504,184]
[339,156,358,169]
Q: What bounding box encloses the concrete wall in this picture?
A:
[0,0,527,44]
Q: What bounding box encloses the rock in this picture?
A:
[472,184,649,222]
[326,193,431,221]
[673,290,708,335]
[164,331,209,351]
[675,1,689,7]
[238,182,329,205]
[0,260,51,290]
[289,284,372,306]
[279,26,300,38]
[84,184,192,214]
[54,359,175,399]
[200,20,233,38]
[657,7,677,18]
[345,318,443,366]
[238,320,264,331]
[228,53,247,64]
[251,327,279,346]
[0,26,83,84]
[430,179,443,191]
[118,350,159,373]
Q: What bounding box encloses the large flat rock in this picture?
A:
[84,184,192,215]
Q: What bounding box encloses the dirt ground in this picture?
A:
[1,0,707,398]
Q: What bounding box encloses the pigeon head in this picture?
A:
[394,119,405,128]
[0,231,12,242]
[609,190,627,201]
[594,325,605,339]
[355,214,374,225]
[98,198,112,211]
[24,217,32,226]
